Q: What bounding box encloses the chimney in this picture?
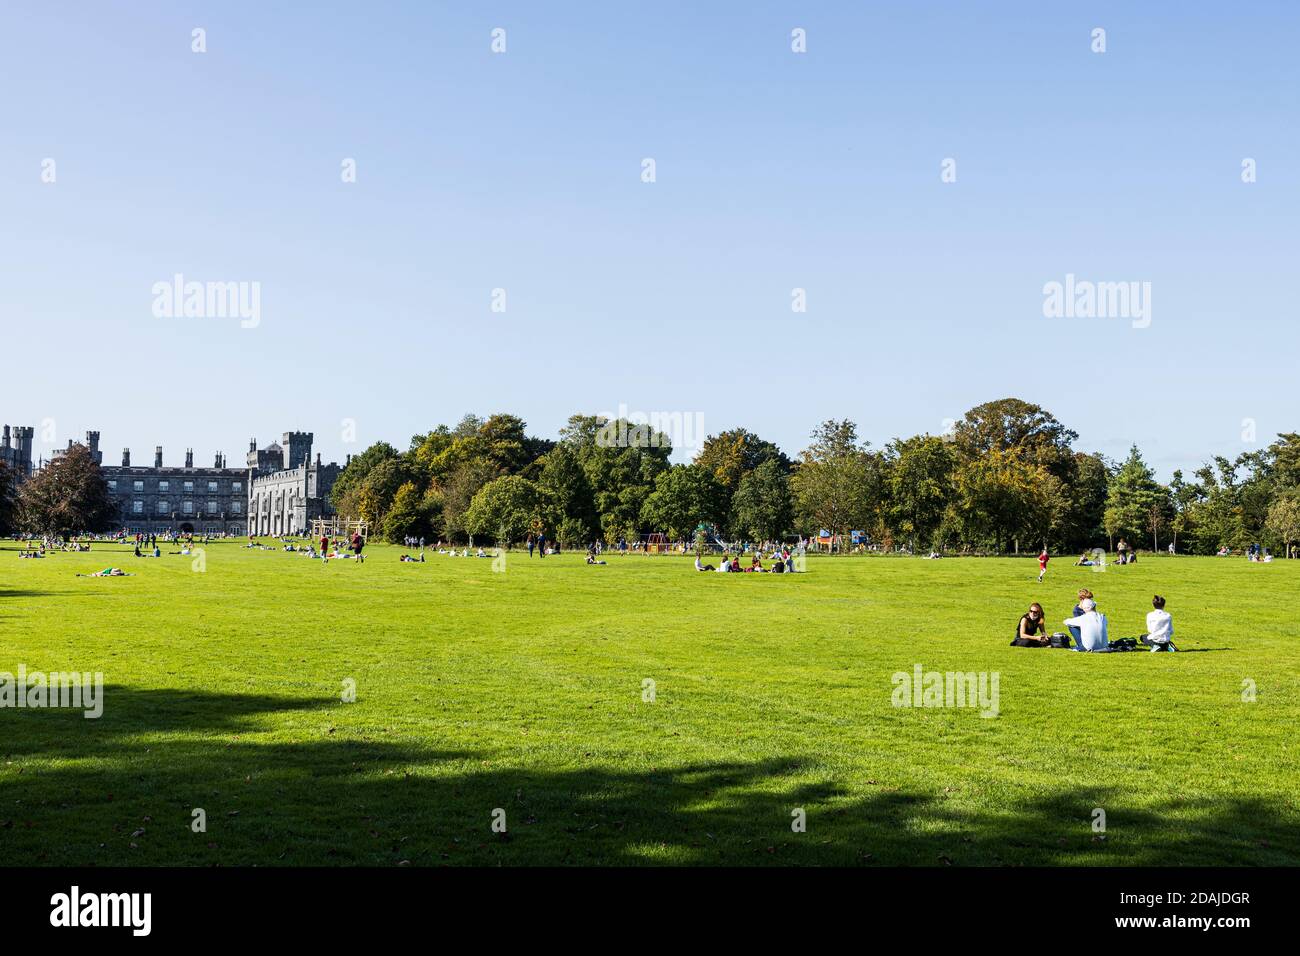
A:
[123,448,131,467]
[214,451,223,468]
[2,425,9,449]
[249,437,256,452]
[185,448,194,468]
[155,446,163,468]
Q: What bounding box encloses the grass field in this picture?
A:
[2,541,1297,866]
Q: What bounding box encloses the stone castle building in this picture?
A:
[246,432,342,536]
[91,432,250,535]
[28,427,342,536]
[0,425,35,478]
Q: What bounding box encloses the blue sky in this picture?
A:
[3,1,1296,478]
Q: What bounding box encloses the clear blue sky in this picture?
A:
[3,1,1296,478]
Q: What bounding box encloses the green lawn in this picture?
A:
[2,542,1296,866]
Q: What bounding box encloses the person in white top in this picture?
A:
[1063,598,1109,652]
[1141,594,1177,652]
[717,557,731,573]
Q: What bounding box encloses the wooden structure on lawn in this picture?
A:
[645,532,669,554]
[310,516,368,541]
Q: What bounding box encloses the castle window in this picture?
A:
[183,481,194,493]
[132,500,143,514]
[208,481,218,493]
[183,501,193,514]
[133,480,144,492]
[231,501,242,514]
[232,481,242,493]
[159,480,169,492]
[157,500,169,514]
[206,500,218,513]
[107,480,117,491]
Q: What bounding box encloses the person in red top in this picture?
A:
[351,531,365,563]
[320,534,330,562]
[1037,547,1050,583]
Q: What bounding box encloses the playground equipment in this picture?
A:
[310,516,368,541]
[645,532,670,554]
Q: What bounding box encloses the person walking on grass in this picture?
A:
[351,530,365,564]
[1037,546,1050,583]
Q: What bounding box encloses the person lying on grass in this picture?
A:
[1010,602,1050,646]
[78,567,130,577]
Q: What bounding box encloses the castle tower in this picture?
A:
[282,431,313,470]
[86,430,101,464]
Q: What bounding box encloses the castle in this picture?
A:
[11,426,342,536]
[0,425,35,478]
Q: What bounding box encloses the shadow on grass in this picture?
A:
[1,687,1295,867]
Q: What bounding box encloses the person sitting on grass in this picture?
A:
[1011,603,1050,647]
[695,554,715,572]
[717,556,732,573]
[1063,598,1109,652]
[1140,595,1178,652]
[749,554,763,572]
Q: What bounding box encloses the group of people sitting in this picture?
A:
[1012,588,1177,652]
[695,548,798,574]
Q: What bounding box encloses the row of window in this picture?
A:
[131,500,242,514]
[110,479,243,494]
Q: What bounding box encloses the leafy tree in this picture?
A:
[1103,446,1170,550]
[560,414,672,541]
[17,444,117,536]
[884,435,955,552]
[952,398,1078,479]
[949,447,1055,553]
[1266,489,1300,558]
[694,429,790,525]
[537,443,598,544]
[382,481,431,543]
[465,475,552,546]
[730,458,794,542]
[331,441,399,516]
[790,420,879,549]
[640,464,727,540]
[441,458,501,542]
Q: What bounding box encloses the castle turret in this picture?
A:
[86,430,101,464]
[282,431,313,470]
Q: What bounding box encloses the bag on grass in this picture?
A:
[1049,632,1072,649]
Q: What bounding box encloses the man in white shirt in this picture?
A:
[1063,598,1109,652]
[1142,595,1177,651]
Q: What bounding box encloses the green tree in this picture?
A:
[1104,446,1171,550]
[1266,489,1300,558]
[730,458,794,542]
[17,444,117,537]
[465,475,552,546]
[790,420,878,549]
[884,435,955,552]
[640,464,727,540]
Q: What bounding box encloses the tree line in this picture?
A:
[4,397,1298,556]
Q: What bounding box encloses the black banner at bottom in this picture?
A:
[0,866,1287,941]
